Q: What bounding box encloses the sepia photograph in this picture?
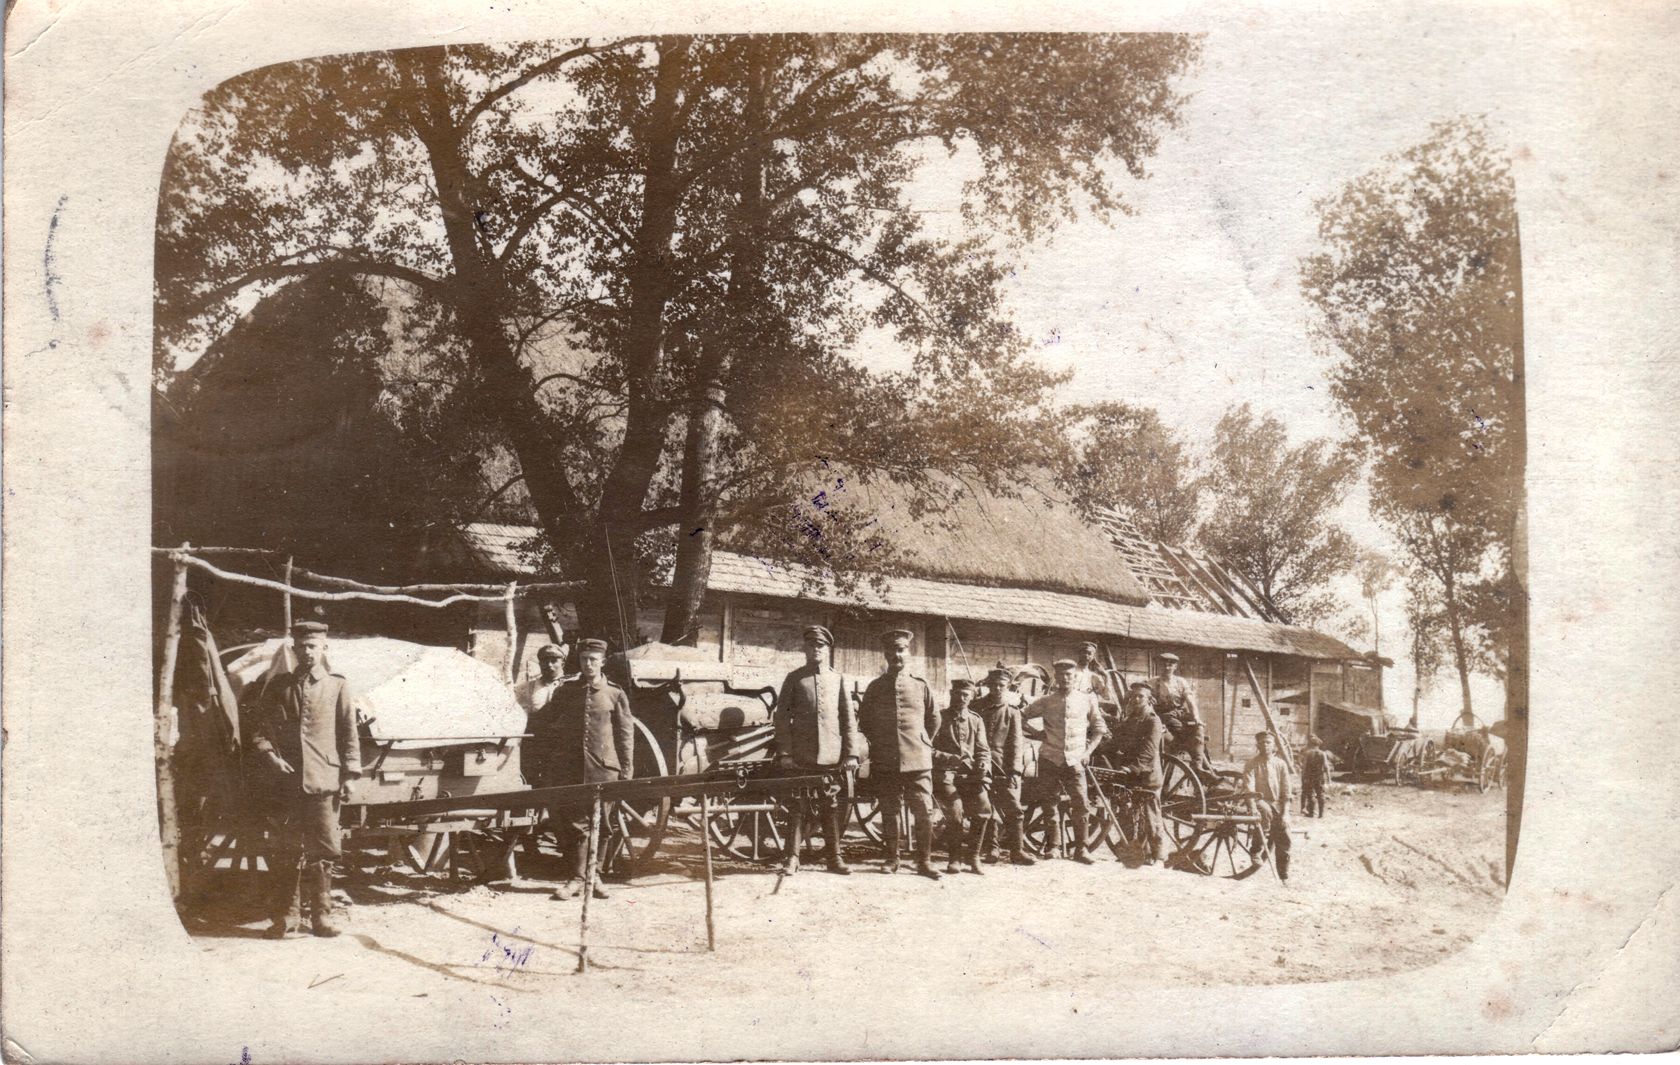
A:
[4,1,1677,1060]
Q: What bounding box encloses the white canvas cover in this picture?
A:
[223,636,528,747]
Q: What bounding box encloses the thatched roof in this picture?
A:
[763,474,1153,605]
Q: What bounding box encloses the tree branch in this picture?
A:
[463,37,655,130]
[772,233,938,326]
[184,259,448,318]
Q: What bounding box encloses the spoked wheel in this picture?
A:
[1022,799,1106,858]
[450,825,525,883]
[704,798,792,865]
[1160,756,1206,847]
[399,829,454,875]
[601,717,673,875]
[1182,815,1269,879]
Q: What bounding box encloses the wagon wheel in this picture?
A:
[704,797,792,865]
[1182,816,1269,879]
[451,823,526,883]
[600,717,672,876]
[396,829,454,875]
[1022,797,1106,858]
[1160,755,1206,846]
[1087,757,1137,858]
[1477,755,1495,794]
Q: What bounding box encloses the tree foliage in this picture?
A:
[1061,401,1200,544]
[1301,117,1520,717]
[1196,404,1360,626]
[156,34,1202,643]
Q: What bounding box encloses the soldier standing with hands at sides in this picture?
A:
[529,638,635,901]
[250,620,362,939]
[975,665,1035,866]
[773,625,860,876]
[932,679,993,875]
[858,629,943,880]
[1299,734,1335,818]
[1111,681,1170,864]
[1243,730,1294,882]
[1023,659,1109,863]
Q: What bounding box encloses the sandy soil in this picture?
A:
[187,778,1506,1007]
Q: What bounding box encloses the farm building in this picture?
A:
[450,486,1388,764]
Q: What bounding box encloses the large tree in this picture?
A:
[157,34,1201,644]
[1196,404,1360,626]
[1061,401,1200,544]
[1301,117,1520,721]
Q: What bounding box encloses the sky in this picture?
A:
[874,12,1525,729]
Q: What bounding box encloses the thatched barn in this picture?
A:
[452,488,1386,764]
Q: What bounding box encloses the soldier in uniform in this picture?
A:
[932,679,992,874]
[857,629,942,880]
[529,638,635,901]
[250,620,362,939]
[974,664,1034,866]
[773,625,860,876]
[1072,641,1115,707]
[1023,659,1109,863]
[514,643,568,716]
[1111,681,1170,864]
[1243,730,1294,881]
[1153,652,1215,774]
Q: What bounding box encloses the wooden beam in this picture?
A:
[1244,659,1296,773]
[154,547,192,907]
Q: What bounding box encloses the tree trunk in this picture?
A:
[662,38,772,646]
[1442,569,1475,723]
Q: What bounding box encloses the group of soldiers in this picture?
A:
[248,618,1303,939]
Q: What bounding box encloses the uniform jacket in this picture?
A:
[251,664,361,796]
[530,676,635,786]
[975,695,1027,777]
[1153,673,1200,723]
[774,664,859,767]
[859,670,939,773]
[1244,751,1294,813]
[932,705,992,786]
[1025,688,1109,769]
[1111,711,1166,790]
[1300,747,1335,786]
[1072,665,1114,704]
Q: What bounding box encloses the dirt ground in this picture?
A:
[186,777,1506,1008]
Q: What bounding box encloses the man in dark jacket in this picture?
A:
[975,664,1034,866]
[858,629,942,880]
[529,638,635,901]
[932,679,992,874]
[1111,681,1170,863]
[250,620,362,939]
[774,624,860,875]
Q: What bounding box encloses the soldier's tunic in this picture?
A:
[976,692,1028,827]
[1300,747,1334,817]
[774,664,859,768]
[1024,688,1109,851]
[529,675,636,879]
[773,663,859,869]
[932,706,993,813]
[251,663,361,863]
[1153,672,1211,767]
[858,670,939,851]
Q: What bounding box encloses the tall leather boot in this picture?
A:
[942,799,964,873]
[308,860,342,937]
[267,857,302,939]
[823,801,851,875]
[965,818,991,875]
[913,814,941,880]
[1007,818,1036,866]
[881,812,901,874]
[1068,807,1096,865]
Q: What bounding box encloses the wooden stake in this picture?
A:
[577,790,602,974]
[504,581,519,683]
[699,791,717,951]
[1244,660,1296,772]
[282,555,294,632]
[154,547,192,906]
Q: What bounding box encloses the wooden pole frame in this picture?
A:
[154,546,192,906]
[577,790,603,974]
[699,790,718,951]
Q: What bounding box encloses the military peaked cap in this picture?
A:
[291,620,329,636]
[986,665,1013,681]
[1052,658,1078,671]
[579,638,609,654]
[1128,679,1153,692]
[880,628,915,646]
[1080,641,1099,652]
[1157,652,1181,663]
[949,678,975,691]
[803,625,835,647]
[537,643,565,661]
